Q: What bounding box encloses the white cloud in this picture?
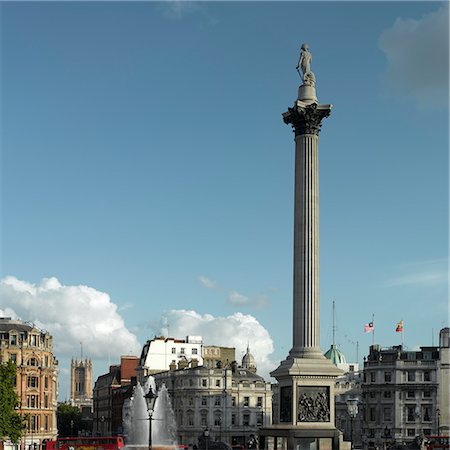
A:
[199,274,271,309]
[159,309,277,380]
[161,1,201,20]
[228,291,250,305]
[198,275,217,289]
[386,270,448,287]
[385,259,448,287]
[0,276,141,359]
[379,4,449,108]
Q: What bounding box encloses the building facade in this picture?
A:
[202,346,235,369]
[0,318,58,449]
[92,356,139,436]
[153,349,272,448]
[361,343,440,449]
[138,336,203,378]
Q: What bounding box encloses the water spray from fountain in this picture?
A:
[123,376,177,448]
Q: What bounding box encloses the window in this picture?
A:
[370,372,376,382]
[423,406,431,422]
[201,413,207,427]
[243,414,250,426]
[231,414,236,426]
[383,408,391,422]
[216,379,221,387]
[384,372,392,382]
[201,396,207,406]
[189,378,193,387]
[10,334,17,345]
[383,391,392,399]
[171,348,176,354]
[28,376,39,388]
[408,371,415,382]
[232,397,236,407]
[407,407,415,422]
[202,379,208,387]
[192,348,198,355]
[369,392,376,398]
[214,396,221,406]
[187,413,194,427]
[188,397,194,406]
[27,395,38,408]
[44,415,49,431]
[407,391,415,398]
[407,429,415,437]
[423,429,432,436]
[244,397,250,407]
[424,371,431,382]
[349,365,355,372]
[28,358,38,367]
[369,408,376,422]
[423,391,431,398]
[214,414,222,426]
[180,348,185,355]
[44,376,48,389]
[31,335,37,346]
[9,354,17,363]
[257,397,263,407]
[44,395,48,408]
[257,413,263,426]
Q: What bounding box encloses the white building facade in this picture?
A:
[138,336,203,378]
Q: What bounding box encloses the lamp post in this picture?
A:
[346,398,359,450]
[203,427,209,450]
[436,408,440,435]
[144,387,158,450]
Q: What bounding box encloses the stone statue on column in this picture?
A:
[296,43,316,87]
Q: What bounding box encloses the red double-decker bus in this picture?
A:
[426,436,450,450]
[46,437,124,450]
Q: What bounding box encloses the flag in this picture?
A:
[364,321,374,333]
[396,320,404,333]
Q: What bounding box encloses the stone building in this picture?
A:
[92,356,139,436]
[0,318,58,449]
[70,357,93,409]
[202,345,235,369]
[153,348,272,448]
[437,327,450,435]
[361,342,441,448]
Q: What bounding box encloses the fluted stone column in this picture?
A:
[283,102,331,359]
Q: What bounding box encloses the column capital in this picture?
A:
[283,101,332,136]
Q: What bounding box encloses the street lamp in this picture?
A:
[144,387,158,450]
[203,427,209,450]
[436,409,440,435]
[346,398,359,450]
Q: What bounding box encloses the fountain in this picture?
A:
[123,376,178,450]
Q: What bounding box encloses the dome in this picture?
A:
[324,344,347,366]
[242,344,257,373]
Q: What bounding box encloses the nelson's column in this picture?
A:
[259,44,349,450]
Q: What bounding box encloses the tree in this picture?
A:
[57,404,82,437]
[0,361,23,443]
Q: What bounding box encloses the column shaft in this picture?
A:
[291,133,321,358]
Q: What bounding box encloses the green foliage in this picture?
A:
[57,404,82,437]
[0,361,23,443]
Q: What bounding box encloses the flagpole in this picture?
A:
[372,313,375,346]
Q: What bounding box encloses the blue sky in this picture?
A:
[1,1,448,398]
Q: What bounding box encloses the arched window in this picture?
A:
[27,357,38,367]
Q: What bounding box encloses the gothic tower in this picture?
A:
[70,357,93,407]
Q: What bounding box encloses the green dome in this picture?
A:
[324,344,347,365]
